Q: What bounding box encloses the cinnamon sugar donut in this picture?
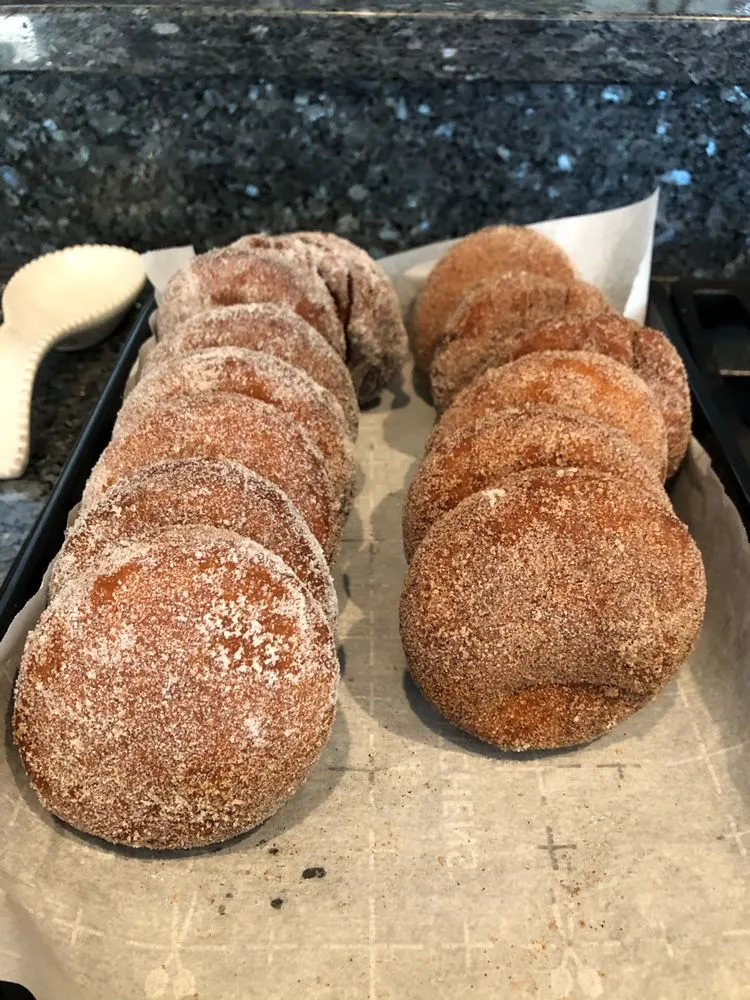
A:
[144,303,358,439]
[400,468,706,751]
[117,348,355,514]
[82,393,338,561]
[437,351,669,480]
[156,248,345,355]
[509,314,691,476]
[50,459,337,625]
[430,271,611,410]
[14,526,339,849]
[289,232,407,405]
[632,326,691,478]
[405,406,667,560]
[233,232,407,404]
[411,226,576,371]
[509,312,634,367]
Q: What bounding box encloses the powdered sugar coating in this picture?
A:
[156,248,345,356]
[430,271,611,409]
[50,458,337,625]
[14,525,339,849]
[411,225,577,371]
[510,314,691,477]
[400,468,706,751]
[405,406,667,560]
[82,393,339,561]
[437,350,669,480]
[232,232,407,404]
[144,303,358,439]
[117,348,355,514]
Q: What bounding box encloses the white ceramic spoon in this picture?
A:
[0,244,145,480]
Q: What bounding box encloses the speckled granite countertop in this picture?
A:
[1,1,750,82]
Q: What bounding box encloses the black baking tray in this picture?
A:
[648,278,750,531]
[0,292,156,639]
[0,281,749,1000]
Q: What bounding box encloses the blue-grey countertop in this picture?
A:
[1,1,749,83]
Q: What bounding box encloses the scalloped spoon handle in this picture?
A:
[0,322,45,479]
[0,244,146,481]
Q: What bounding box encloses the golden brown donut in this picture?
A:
[410,226,576,371]
[144,303,358,439]
[82,393,339,562]
[508,311,634,367]
[509,314,691,476]
[436,350,669,480]
[429,271,610,410]
[117,348,355,515]
[50,458,338,625]
[233,232,407,404]
[400,468,706,751]
[156,248,345,355]
[15,526,339,849]
[631,326,691,478]
[405,406,667,560]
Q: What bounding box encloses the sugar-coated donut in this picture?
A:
[144,303,358,439]
[509,314,691,476]
[50,459,337,625]
[437,350,668,480]
[429,271,610,410]
[400,468,706,751]
[292,231,408,405]
[232,232,407,404]
[410,226,576,371]
[508,312,633,367]
[82,393,339,561]
[14,526,339,849]
[631,326,691,478]
[157,248,345,355]
[405,406,667,560]
[117,348,355,515]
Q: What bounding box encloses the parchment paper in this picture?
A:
[3,192,750,1000]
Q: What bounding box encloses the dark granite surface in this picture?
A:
[1,3,749,82]
[1,71,749,584]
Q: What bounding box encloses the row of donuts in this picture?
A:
[13,232,407,851]
[400,226,707,751]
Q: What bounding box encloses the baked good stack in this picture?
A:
[401,225,707,751]
[12,232,407,850]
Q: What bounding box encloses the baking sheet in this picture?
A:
[3,192,750,1000]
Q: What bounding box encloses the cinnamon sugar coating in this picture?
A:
[510,314,691,476]
[117,348,355,515]
[156,248,345,356]
[406,406,667,559]
[291,231,407,405]
[82,393,339,562]
[632,326,691,477]
[411,226,577,372]
[145,303,358,439]
[508,311,635,367]
[232,232,407,404]
[400,469,706,750]
[50,459,337,625]
[430,271,610,409]
[14,526,339,849]
[437,350,669,480]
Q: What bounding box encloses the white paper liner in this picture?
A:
[3,193,749,1000]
